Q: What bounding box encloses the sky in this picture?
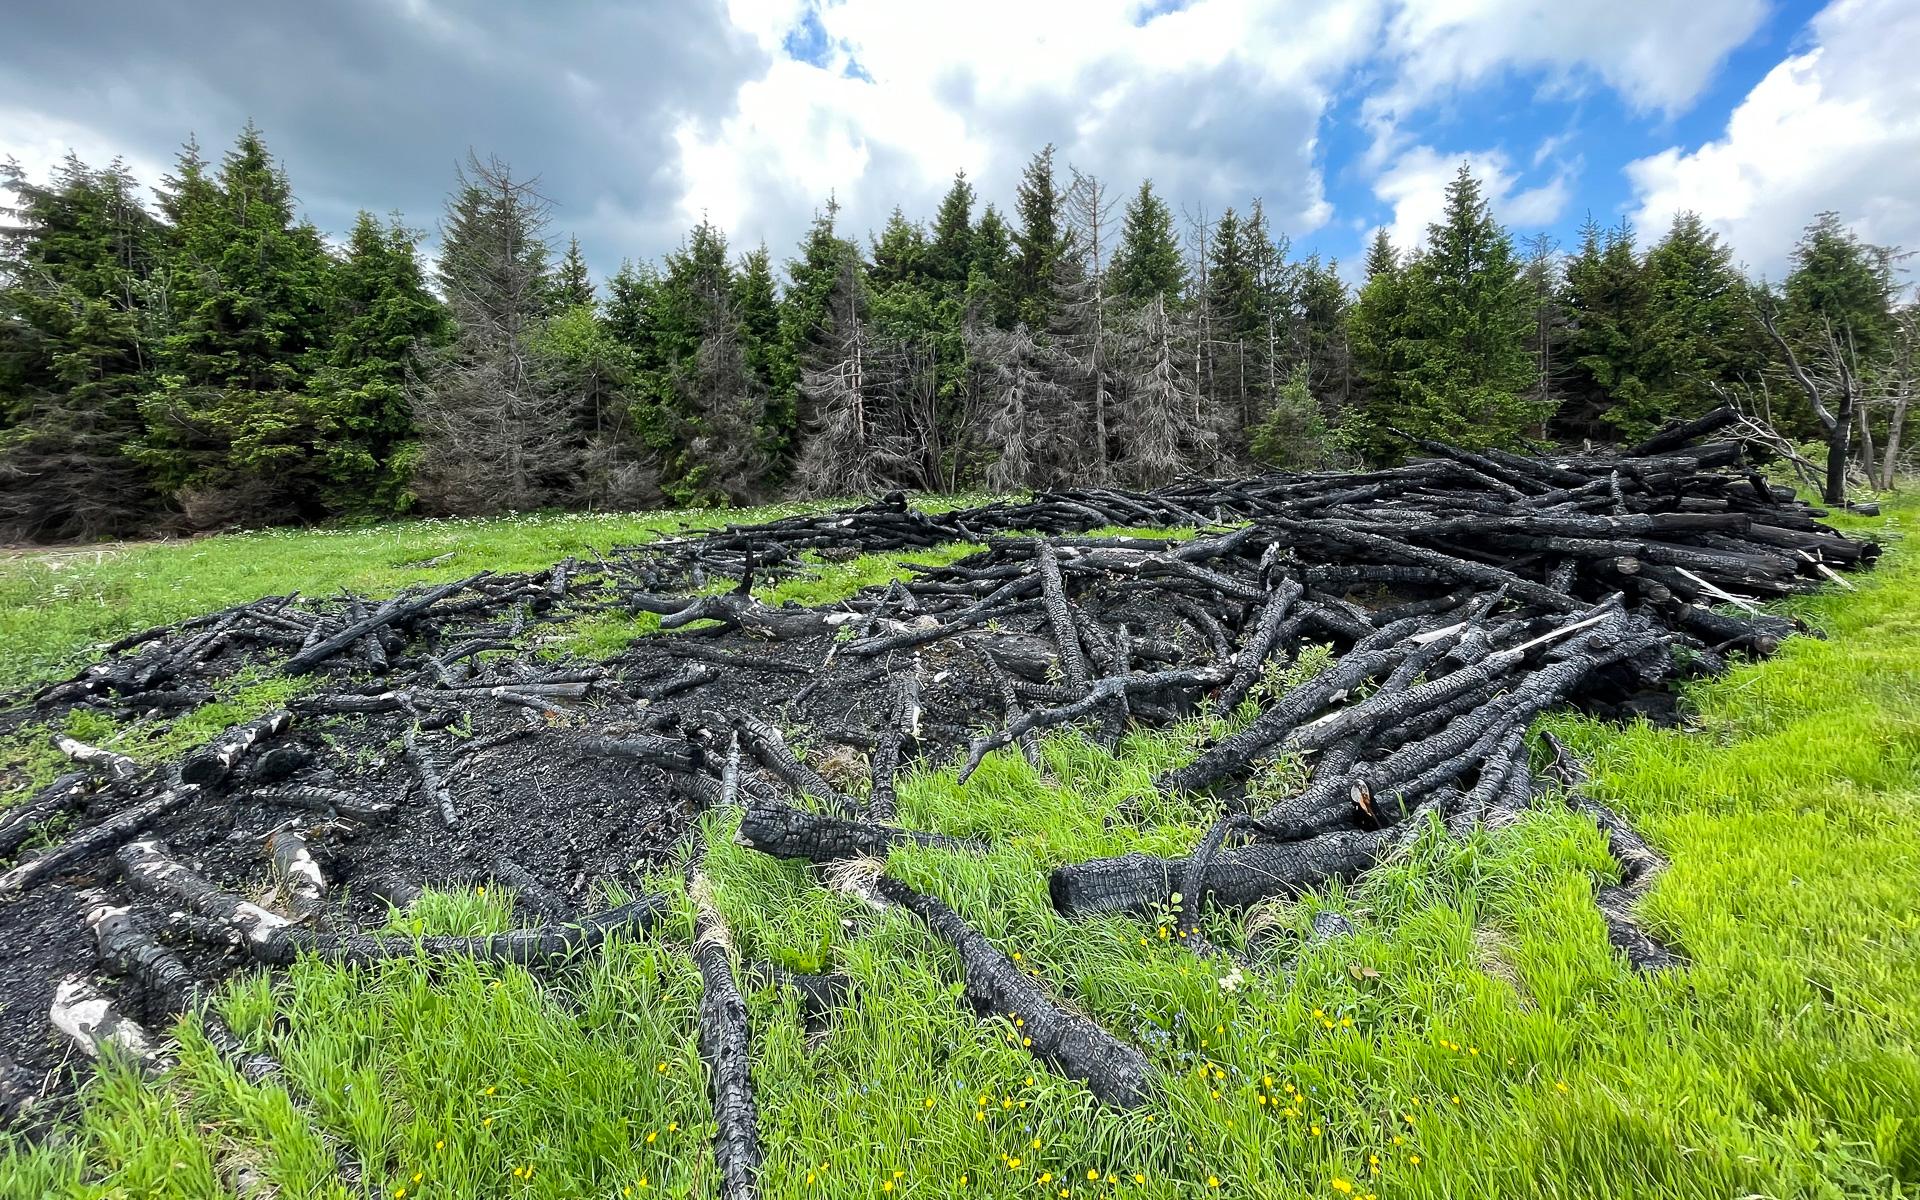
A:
[3,0,1916,290]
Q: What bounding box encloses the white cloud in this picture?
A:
[1369,144,1573,251]
[0,107,172,206]
[1382,0,1767,117]
[1628,0,1920,280]
[683,0,1772,264]
[680,0,1381,253]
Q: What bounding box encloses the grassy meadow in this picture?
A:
[1,497,1916,1198]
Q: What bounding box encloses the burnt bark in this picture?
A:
[735,797,982,863]
[693,898,763,1200]
[0,771,93,858]
[1049,826,1389,919]
[866,873,1154,1108]
[283,574,485,674]
[180,709,291,786]
[0,785,200,901]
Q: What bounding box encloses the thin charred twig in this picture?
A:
[977,644,1044,770]
[283,573,486,675]
[959,666,1231,784]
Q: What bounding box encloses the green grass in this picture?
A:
[4,501,1918,1197]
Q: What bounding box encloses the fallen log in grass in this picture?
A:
[735,796,984,863]
[691,878,763,1200]
[0,785,200,902]
[1048,826,1391,920]
[835,863,1154,1108]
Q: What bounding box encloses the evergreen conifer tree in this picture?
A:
[1011,146,1069,330]
[0,155,165,539]
[1560,219,1654,438]
[138,128,343,526]
[1350,166,1542,454]
[1109,181,1185,309]
[929,173,976,288]
[308,211,446,512]
[1784,212,1897,360]
[554,235,594,309]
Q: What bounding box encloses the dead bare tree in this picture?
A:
[794,249,881,498]
[1115,295,1215,488]
[409,155,576,515]
[974,323,1080,491]
[1883,310,1915,486]
[1062,167,1120,482]
[1758,303,1861,506]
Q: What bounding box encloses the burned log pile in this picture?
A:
[0,419,1881,1156]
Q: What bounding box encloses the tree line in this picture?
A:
[2,127,1911,541]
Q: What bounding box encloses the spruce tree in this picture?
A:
[1351,166,1542,454]
[654,220,768,505]
[1560,220,1655,438]
[1642,212,1759,423]
[734,244,792,457]
[1784,212,1896,360]
[1109,181,1185,309]
[139,128,341,526]
[868,209,929,291]
[308,211,447,512]
[968,204,1015,326]
[928,173,976,288]
[554,235,594,309]
[1011,146,1069,330]
[0,155,165,539]
[1205,207,1262,436]
[1291,254,1353,410]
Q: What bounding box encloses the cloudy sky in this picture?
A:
[4,0,1915,287]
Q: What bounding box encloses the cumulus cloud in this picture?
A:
[678,0,1379,255]
[0,0,1833,277]
[1628,0,1920,279]
[1369,144,1574,252]
[1381,0,1768,117]
[686,0,1771,258]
